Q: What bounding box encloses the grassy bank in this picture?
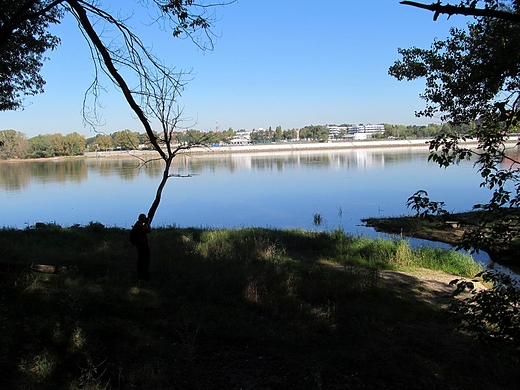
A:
[362,214,476,246]
[363,211,520,266]
[1,225,517,389]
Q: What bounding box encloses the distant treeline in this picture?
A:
[381,123,475,139]
[0,130,87,160]
[0,123,473,160]
[0,128,238,160]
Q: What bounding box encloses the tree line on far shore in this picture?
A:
[0,122,474,160]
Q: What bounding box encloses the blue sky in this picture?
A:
[0,0,469,138]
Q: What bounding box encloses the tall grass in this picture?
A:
[319,229,481,276]
[0,224,498,390]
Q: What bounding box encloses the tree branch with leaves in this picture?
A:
[401,1,520,22]
[392,0,520,260]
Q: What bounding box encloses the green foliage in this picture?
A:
[0,1,222,114]
[0,225,508,388]
[283,128,297,140]
[274,125,283,141]
[389,3,520,124]
[384,122,474,139]
[64,132,86,156]
[406,190,448,218]
[250,128,272,143]
[0,0,62,111]
[162,0,214,41]
[315,228,480,276]
[24,132,86,158]
[391,0,520,254]
[414,245,482,276]
[299,125,329,141]
[452,269,520,351]
[28,134,54,158]
[0,129,28,159]
[175,129,207,145]
[112,129,140,150]
[93,134,113,151]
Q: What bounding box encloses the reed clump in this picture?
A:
[0,224,514,390]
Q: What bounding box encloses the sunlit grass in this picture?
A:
[318,229,480,277]
[412,245,482,276]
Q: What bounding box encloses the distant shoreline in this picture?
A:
[83,139,437,159]
[3,138,518,162]
[84,137,520,158]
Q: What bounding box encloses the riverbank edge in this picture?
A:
[83,138,490,158]
[3,138,518,162]
[363,212,520,269]
[1,139,433,162]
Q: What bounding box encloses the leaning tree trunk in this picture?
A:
[70,0,202,227]
[147,157,173,224]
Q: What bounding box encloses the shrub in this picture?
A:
[452,270,520,350]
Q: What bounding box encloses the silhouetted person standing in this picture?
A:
[132,213,152,280]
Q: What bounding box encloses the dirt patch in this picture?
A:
[380,268,487,308]
[322,262,487,307]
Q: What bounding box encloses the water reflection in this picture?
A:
[0,162,32,191]
[0,147,432,193]
[4,147,519,272]
[2,146,483,234]
[0,159,88,191]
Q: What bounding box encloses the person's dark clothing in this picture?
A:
[136,242,150,280]
[133,221,151,280]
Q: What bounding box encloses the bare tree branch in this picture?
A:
[48,1,227,223]
[65,0,167,162]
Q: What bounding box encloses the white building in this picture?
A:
[229,130,252,145]
[327,124,385,140]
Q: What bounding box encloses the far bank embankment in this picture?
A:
[84,139,434,158]
[83,137,520,159]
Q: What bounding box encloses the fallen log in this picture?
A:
[31,264,67,274]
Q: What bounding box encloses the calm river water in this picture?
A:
[2,146,491,233]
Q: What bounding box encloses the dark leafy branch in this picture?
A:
[451,269,520,349]
[0,0,64,44]
[0,0,63,110]
[394,0,520,257]
[401,1,520,22]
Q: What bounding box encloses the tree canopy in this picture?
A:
[391,0,520,257]
[0,1,227,111]
[0,0,62,111]
[392,1,520,125]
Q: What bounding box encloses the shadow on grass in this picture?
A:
[1,226,518,389]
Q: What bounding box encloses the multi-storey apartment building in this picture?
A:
[328,124,385,140]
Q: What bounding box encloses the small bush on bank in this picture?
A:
[452,269,520,353]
